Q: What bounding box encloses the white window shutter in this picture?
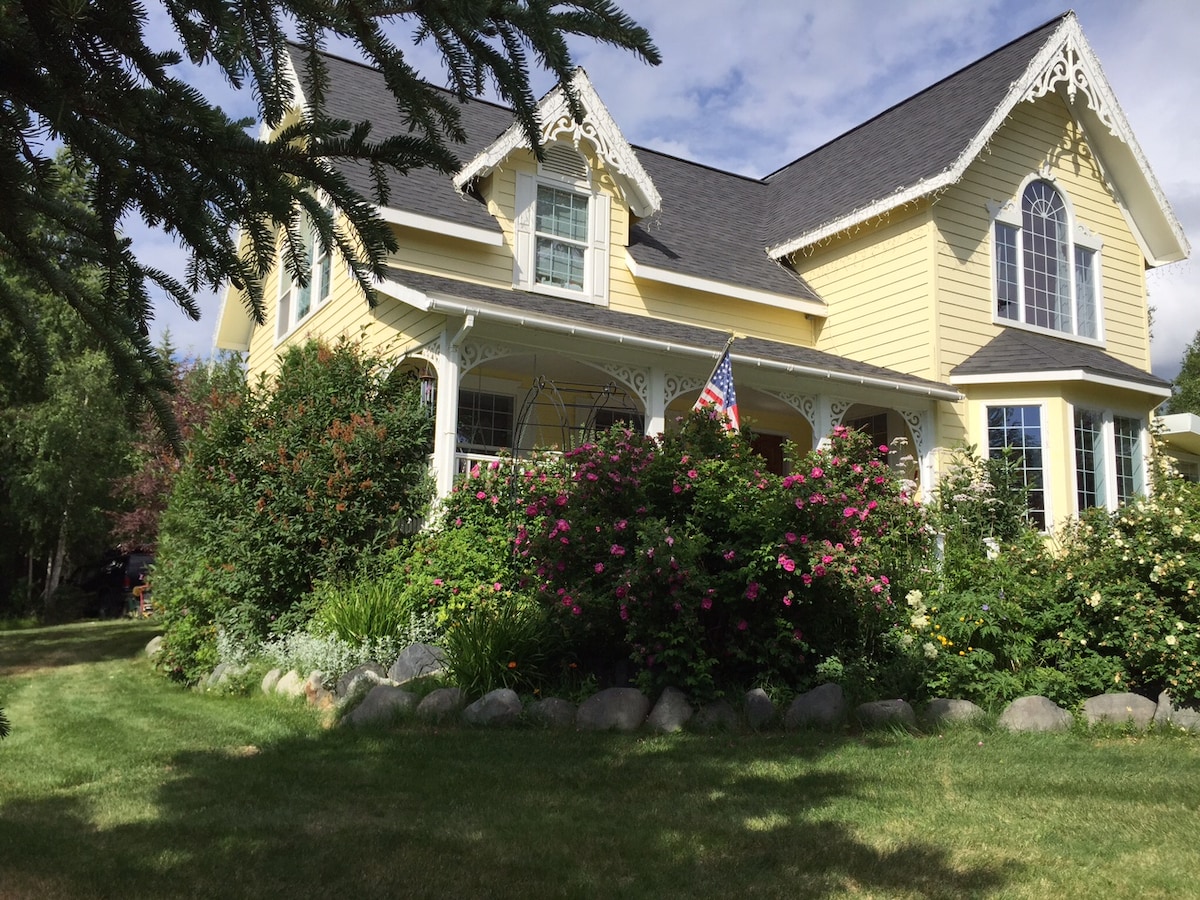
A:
[590,191,610,301]
[514,172,535,289]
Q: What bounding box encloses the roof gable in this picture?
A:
[453,69,661,218]
[765,12,1188,267]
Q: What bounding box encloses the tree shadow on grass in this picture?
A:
[0,726,1023,899]
[0,620,160,676]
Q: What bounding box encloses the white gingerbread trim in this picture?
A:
[453,69,661,218]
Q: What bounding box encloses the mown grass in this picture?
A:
[2,621,1199,899]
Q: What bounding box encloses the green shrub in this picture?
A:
[311,575,433,645]
[153,338,433,681]
[440,595,558,698]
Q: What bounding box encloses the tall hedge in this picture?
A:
[153,339,432,681]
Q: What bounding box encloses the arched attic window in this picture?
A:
[993,178,1101,340]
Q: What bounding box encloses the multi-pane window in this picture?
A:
[1074,409,1106,510]
[1074,408,1145,512]
[535,185,588,291]
[1113,415,1144,504]
[987,405,1046,530]
[277,212,332,339]
[994,179,1100,340]
[457,390,514,453]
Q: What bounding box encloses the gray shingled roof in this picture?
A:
[292,16,1069,297]
[384,267,956,397]
[762,15,1064,249]
[950,328,1170,391]
[290,45,821,301]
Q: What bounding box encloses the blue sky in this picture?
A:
[137,1,1198,380]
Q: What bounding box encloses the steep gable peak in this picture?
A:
[766,11,1187,267]
[453,68,661,217]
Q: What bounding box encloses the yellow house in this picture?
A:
[215,12,1188,533]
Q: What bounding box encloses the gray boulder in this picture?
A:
[341,685,418,727]
[576,687,650,732]
[856,699,916,729]
[416,687,464,722]
[336,662,388,698]
[275,670,305,699]
[527,697,576,729]
[998,695,1072,732]
[463,689,523,727]
[744,688,775,730]
[784,683,846,730]
[692,699,740,733]
[1082,692,1156,729]
[646,687,693,734]
[388,643,446,685]
[1153,691,1200,732]
[924,698,984,727]
[261,668,282,695]
[144,635,163,658]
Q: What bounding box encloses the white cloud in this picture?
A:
[126,1,1196,380]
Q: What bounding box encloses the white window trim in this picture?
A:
[988,172,1105,346]
[513,156,610,305]
[275,211,334,343]
[982,401,1052,532]
[1069,403,1148,514]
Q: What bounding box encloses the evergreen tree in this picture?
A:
[1167,331,1200,415]
[0,1,659,433]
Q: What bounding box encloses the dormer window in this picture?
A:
[992,178,1102,341]
[276,209,332,341]
[513,143,610,303]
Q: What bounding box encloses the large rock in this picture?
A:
[784,683,846,730]
[856,699,916,729]
[261,668,282,695]
[416,687,464,722]
[463,689,522,727]
[691,699,739,733]
[1082,692,1156,729]
[341,685,418,727]
[998,695,1072,732]
[576,687,650,732]
[1153,691,1200,732]
[275,670,305,699]
[646,687,693,734]
[924,698,984,727]
[336,662,388,698]
[144,635,163,658]
[527,697,576,729]
[744,688,776,731]
[388,643,446,685]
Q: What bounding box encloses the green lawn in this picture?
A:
[2,621,1199,899]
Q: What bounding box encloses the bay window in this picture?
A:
[1073,408,1146,512]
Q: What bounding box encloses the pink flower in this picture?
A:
[777,554,796,573]
[843,506,857,518]
[620,605,629,620]
[432,578,443,586]
[672,483,682,494]
[801,574,813,586]
[723,549,736,562]
[737,619,748,631]
[782,592,793,606]
[785,532,797,544]
[811,466,824,479]
[476,491,487,500]
[493,582,503,592]
[793,629,804,641]
[615,519,628,530]
[556,518,570,532]
[571,606,581,616]
[610,544,626,557]
[870,584,884,594]
[687,469,698,479]
[745,582,760,600]
[594,562,605,574]
[813,565,827,577]
[701,597,713,610]
[822,554,834,565]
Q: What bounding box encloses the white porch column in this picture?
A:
[431,335,461,498]
[645,367,667,437]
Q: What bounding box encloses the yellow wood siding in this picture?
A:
[790,206,936,378]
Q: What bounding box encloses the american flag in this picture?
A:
[693,347,739,432]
